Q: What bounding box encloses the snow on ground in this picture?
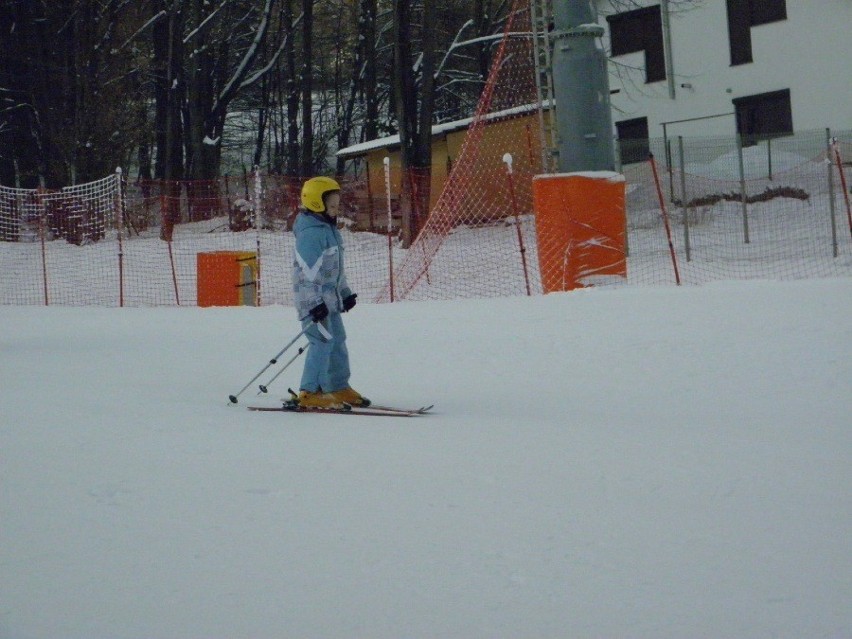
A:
[1,278,851,638]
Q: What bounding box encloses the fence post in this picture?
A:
[165,203,180,306]
[767,137,773,181]
[502,153,532,296]
[37,189,49,305]
[826,129,839,258]
[678,136,691,262]
[736,134,751,244]
[383,156,394,302]
[115,168,125,307]
[665,134,675,203]
[253,165,262,306]
[365,161,375,231]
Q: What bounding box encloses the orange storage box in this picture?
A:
[197,251,258,307]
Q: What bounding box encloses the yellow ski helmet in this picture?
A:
[301,176,341,213]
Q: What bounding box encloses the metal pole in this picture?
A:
[767,137,773,181]
[667,136,675,204]
[38,191,48,305]
[736,134,750,244]
[365,160,375,230]
[826,128,839,258]
[502,153,532,296]
[383,156,394,302]
[115,168,125,307]
[661,0,676,100]
[253,165,262,306]
[257,345,309,395]
[551,1,615,172]
[678,136,691,262]
[530,0,553,171]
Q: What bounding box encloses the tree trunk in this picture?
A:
[362,0,379,142]
[474,0,493,84]
[300,0,314,177]
[285,0,301,176]
[392,0,435,247]
[335,1,362,176]
[153,1,184,240]
[184,0,219,221]
[254,77,270,169]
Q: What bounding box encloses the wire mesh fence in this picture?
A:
[622,129,852,286]
[1,128,851,307]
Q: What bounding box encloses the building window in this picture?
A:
[606,6,666,83]
[750,0,788,25]
[733,89,792,145]
[616,117,649,165]
[727,0,787,65]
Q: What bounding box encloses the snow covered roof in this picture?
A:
[336,100,552,159]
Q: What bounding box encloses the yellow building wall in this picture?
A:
[359,110,551,223]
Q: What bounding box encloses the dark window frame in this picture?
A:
[727,0,788,66]
[732,88,793,145]
[606,6,666,84]
[750,0,787,25]
[616,117,650,165]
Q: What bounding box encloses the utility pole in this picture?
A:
[550,1,615,172]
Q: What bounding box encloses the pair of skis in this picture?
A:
[247,402,434,418]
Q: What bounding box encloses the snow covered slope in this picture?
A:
[1,278,850,638]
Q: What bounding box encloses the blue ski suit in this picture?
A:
[291,209,354,393]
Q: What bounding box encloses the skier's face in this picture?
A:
[324,192,341,216]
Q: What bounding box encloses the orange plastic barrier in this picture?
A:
[197,251,257,307]
[532,172,626,292]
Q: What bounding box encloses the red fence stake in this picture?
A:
[831,138,852,240]
[161,193,181,305]
[383,157,395,302]
[649,153,682,285]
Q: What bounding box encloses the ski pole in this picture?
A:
[257,344,309,395]
[228,323,314,404]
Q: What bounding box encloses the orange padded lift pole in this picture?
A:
[532,172,626,292]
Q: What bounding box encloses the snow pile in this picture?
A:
[684,146,820,180]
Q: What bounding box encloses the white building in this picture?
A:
[595,0,852,158]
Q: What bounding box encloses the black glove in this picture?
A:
[342,293,357,313]
[308,301,329,323]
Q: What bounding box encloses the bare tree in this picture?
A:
[283,0,301,175]
[391,0,437,245]
[299,0,315,176]
[0,0,151,187]
[333,0,368,175]
[0,0,537,198]
[152,0,183,183]
[183,0,288,181]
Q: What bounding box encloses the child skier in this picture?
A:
[291,176,369,409]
